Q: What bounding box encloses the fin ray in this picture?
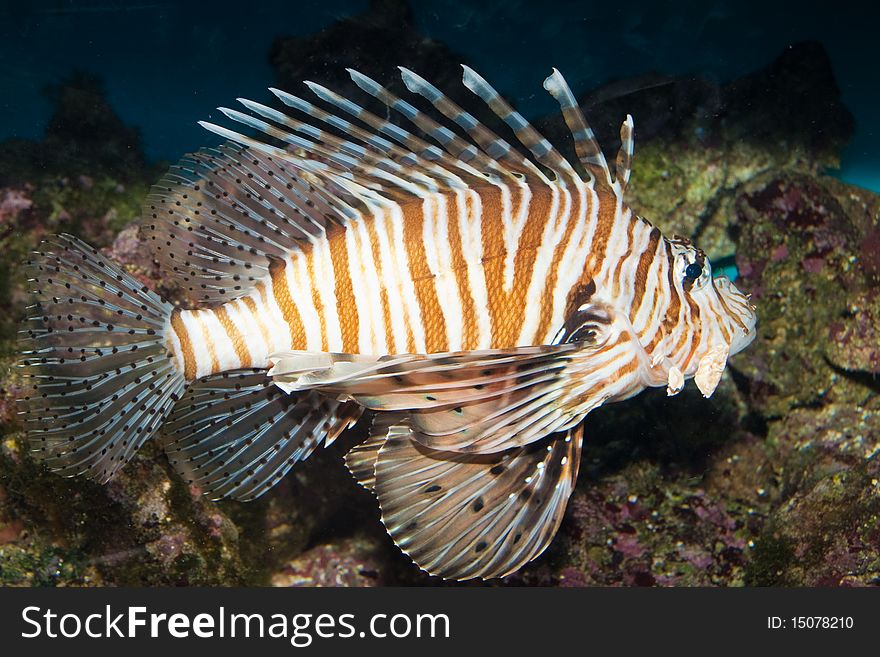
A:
[162,369,361,501]
[374,424,583,580]
[19,234,185,482]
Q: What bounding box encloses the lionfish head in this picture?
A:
[664,238,757,395]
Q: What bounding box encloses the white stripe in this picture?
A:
[179,309,209,377]
[457,188,491,349]
[349,212,387,354]
[616,220,652,312]
[542,179,591,344]
[199,309,241,374]
[258,276,294,355]
[368,200,408,353]
[311,237,343,352]
[227,299,268,368]
[517,179,567,344]
[502,178,532,292]
[426,192,463,351]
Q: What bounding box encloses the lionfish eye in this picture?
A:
[684,262,703,281]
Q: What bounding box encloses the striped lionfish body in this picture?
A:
[20,66,756,581]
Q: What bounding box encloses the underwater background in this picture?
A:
[1,0,878,586]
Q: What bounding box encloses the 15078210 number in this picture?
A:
[792,617,854,629]
[768,616,855,629]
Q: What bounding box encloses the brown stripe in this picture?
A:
[498,181,552,347]
[170,309,196,380]
[474,184,507,348]
[304,250,328,352]
[404,196,447,353]
[629,225,662,326]
[327,225,360,353]
[215,305,251,368]
[661,241,682,338]
[586,188,621,276]
[269,257,307,349]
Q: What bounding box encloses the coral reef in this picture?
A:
[0,16,877,587]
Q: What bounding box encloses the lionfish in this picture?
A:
[19,66,756,580]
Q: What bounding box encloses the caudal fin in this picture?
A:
[18,234,186,483]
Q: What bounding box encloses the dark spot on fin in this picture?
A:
[163,370,361,501]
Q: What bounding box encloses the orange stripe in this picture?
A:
[304,252,328,351]
[170,309,196,380]
[403,196,447,353]
[506,182,553,345]
[585,188,619,276]
[630,225,662,329]
[474,185,507,348]
[269,257,307,349]
[327,224,359,352]
[215,305,251,368]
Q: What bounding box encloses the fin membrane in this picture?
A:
[272,343,601,454]
[374,423,584,580]
[18,234,185,483]
[141,142,350,306]
[343,413,403,493]
[162,369,361,501]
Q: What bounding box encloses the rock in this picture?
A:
[734,174,878,417]
[271,535,389,587]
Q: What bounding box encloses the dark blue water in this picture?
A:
[2,0,877,191]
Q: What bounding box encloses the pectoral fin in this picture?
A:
[374,423,584,580]
[269,344,592,454]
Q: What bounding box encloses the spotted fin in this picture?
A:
[18,234,186,482]
[374,423,583,580]
[161,369,361,501]
[343,413,403,493]
[141,142,353,307]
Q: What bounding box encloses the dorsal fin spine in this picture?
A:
[460,65,579,187]
[397,66,536,180]
[542,68,614,189]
